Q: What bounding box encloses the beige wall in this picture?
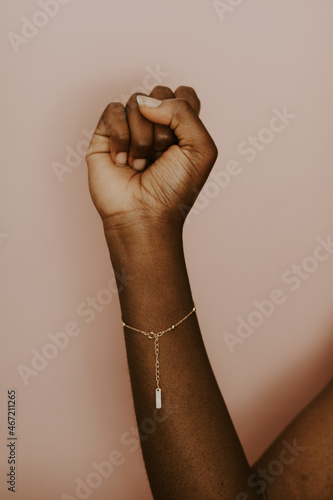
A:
[1,0,333,498]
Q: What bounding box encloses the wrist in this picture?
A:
[104,216,184,266]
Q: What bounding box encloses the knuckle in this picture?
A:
[175,85,196,95]
[174,98,192,119]
[170,99,193,127]
[105,102,124,114]
[175,87,201,113]
[152,85,166,92]
[150,85,173,98]
[176,98,192,111]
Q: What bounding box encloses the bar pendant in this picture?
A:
[155,388,162,409]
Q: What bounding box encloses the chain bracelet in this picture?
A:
[122,304,196,409]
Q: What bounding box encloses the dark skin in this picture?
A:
[86,85,333,499]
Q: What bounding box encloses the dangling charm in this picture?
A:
[155,388,162,409]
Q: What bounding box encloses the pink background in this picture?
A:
[1,1,333,499]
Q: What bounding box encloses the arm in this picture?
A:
[86,84,333,500]
[254,378,333,500]
[107,224,258,500]
[86,86,259,499]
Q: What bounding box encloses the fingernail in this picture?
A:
[132,159,147,171]
[137,96,162,108]
[115,152,127,166]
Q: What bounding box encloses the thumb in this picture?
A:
[136,95,218,176]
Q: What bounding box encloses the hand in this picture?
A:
[86,86,218,236]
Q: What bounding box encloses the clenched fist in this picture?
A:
[86,86,218,236]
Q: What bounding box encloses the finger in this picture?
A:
[103,102,130,166]
[126,93,154,171]
[136,95,217,179]
[174,86,201,115]
[86,105,135,213]
[149,86,176,160]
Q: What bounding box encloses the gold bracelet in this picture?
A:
[122,304,196,409]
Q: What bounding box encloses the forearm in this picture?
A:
[106,223,258,500]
